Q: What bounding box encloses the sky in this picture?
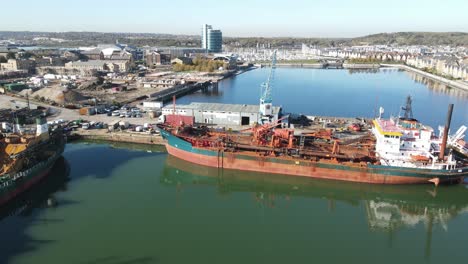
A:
[1,0,467,37]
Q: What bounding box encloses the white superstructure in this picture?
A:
[372,116,458,170]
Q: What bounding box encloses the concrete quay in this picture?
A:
[147,81,216,104]
[69,129,165,145]
[343,63,380,69]
[381,64,468,92]
[275,63,324,68]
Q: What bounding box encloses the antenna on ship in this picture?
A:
[378,107,384,120]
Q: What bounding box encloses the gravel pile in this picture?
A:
[31,86,88,104]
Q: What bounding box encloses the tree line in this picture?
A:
[173,57,227,72]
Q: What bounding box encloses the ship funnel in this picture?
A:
[439,104,454,161]
[36,116,49,136]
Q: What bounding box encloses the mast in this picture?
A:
[439,104,454,160]
[424,215,434,260]
[401,95,413,119]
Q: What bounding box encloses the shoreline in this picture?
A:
[380,64,468,92]
[68,130,165,145]
[248,62,467,92]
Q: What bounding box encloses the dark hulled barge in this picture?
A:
[0,116,65,205]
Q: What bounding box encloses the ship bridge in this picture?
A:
[373,119,402,137]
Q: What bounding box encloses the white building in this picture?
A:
[161,102,282,126]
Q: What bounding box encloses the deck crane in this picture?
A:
[259,50,277,124]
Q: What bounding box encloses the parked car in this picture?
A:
[112,110,120,116]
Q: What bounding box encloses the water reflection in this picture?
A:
[162,155,468,257]
[0,157,71,221]
[73,140,167,153]
[405,71,468,99]
[0,157,71,264]
[201,83,223,97]
[347,68,380,74]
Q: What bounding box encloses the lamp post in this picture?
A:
[93,98,97,115]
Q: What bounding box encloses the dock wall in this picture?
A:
[70,130,165,145]
[275,63,324,68]
[381,64,468,92]
[343,63,380,69]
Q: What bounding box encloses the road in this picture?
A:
[0,94,159,125]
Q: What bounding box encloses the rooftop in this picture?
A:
[81,49,102,55]
[68,60,106,67]
[373,119,403,137]
[164,102,281,115]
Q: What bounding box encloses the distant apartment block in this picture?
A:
[65,60,129,74]
[406,56,468,81]
[0,59,35,73]
[81,49,104,60]
[202,24,222,53]
[145,51,171,67]
[37,60,130,76]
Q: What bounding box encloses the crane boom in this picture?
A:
[259,50,277,123]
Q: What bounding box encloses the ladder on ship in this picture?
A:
[299,136,305,150]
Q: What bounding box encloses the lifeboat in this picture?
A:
[410,155,430,162]
[348,123,361,132]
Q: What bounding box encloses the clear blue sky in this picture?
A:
[2,0,467,37]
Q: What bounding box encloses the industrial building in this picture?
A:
[161,102,282,126]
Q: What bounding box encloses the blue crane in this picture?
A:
[259,50,277,123]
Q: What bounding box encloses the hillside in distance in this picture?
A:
[0,31,466,48]
[225,32,468,48]
[349,32,468,46]
[0,31,201,47]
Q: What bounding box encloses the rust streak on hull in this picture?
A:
[165,144,448,184]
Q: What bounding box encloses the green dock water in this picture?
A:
[1,142,467,264]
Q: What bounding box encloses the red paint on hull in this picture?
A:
[0,167,52,206]
[165,144,454,184]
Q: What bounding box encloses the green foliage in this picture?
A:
[0,32,201,48]
[420,67,457,80]
[20,51,35,59]
[346,58,381,64]
[6,52,16,59]
[173,57,226,72]
[349,32,468,46]
[1,31,466,49]
[0,56,7,63]
[96,76,105,85]
[46,68,58,74]
[224,32,468,48]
